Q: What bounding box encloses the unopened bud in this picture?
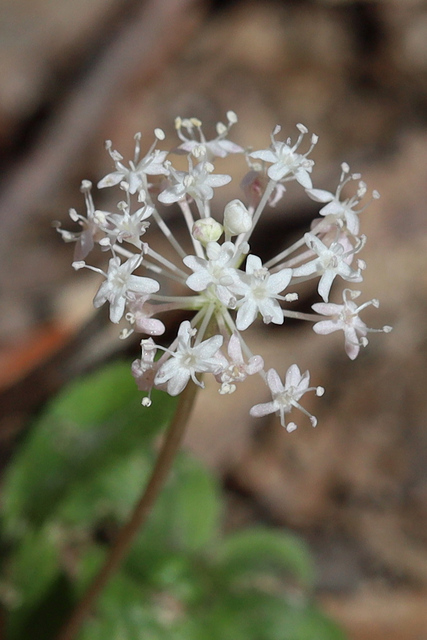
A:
[192,217,223,244]
[223,199,252,235]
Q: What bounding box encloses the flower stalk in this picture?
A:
[56,380,199,640]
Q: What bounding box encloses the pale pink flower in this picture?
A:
[312,289,392,360]
[250,366,324,432]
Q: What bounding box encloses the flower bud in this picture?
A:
[192,217,223,244]
[223,199,253,235]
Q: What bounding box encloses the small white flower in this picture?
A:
[175,114,243,160]
[104,202,154,250]
[232,255,293,330]
[55,181,107,261]
[293,233,364,302]
[312,288,392,359]
[250,365,324,432]
[154,321,224,396]
[216,333,264,394]
[97,133,168,194]
[125,295,166,336]
[306,163,380,235]
[158,159,231,204]
[92,255,159,323]
[250,124,317,188]
[184,241,241,307]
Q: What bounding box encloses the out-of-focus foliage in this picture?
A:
[1,362,345,640]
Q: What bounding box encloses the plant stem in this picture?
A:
[56,381,199,640]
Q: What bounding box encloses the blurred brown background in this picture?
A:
[1,1,427,638]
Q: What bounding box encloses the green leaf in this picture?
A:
[266,603,346,640]
[56,451,152,527]
[193,588,345,640]
[2,362,178,533]
[6,572,74,640]
[77,572,167,640]
[217,527,314,587]
[170,456,221,552]
[4,524,61,616]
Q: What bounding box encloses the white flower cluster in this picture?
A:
[57,113,391,432]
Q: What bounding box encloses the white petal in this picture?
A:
[186,271,212,292]
[128,276,160,294]
[249,401,276,418]
[267,163,288,181]
[245,254,263,274]
[313,320,340,335]
[250,149,277,163]
[236,300,258,331]
[266,368,284,394]
[294,168,312,189]
[109,296,126,323]
[318,270,336,302]
[258,298,283,325]
[268,268,292,293]
[306,188,334,203]
[312,302,342,315]
[167,369,191,396]
[97,172,124,189]
[284,364,303,389]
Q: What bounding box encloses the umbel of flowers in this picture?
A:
[57,113,391,433]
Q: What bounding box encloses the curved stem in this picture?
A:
[56,382,199,640]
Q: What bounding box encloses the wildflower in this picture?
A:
[125,295,166,336]
[292,233,364,302]
[73,254,159,324]
[250,123,317,187]
[158,157,231,207]
[174,112,243,160]
[102,201,154,250]
[306,163,380,236]
[231,255,294,330]
[216,333,264,394]
[312,289,392,359]
[154,321,224,396]
[59,113,390,429]
[250,366,324,432]
[98,131,169,194]
[183,241,243,307]
[55,181,107,261]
